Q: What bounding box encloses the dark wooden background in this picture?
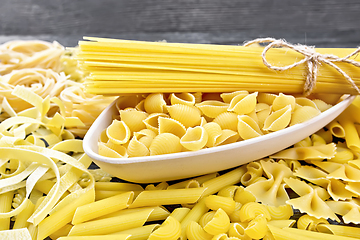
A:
[0,0,359,48]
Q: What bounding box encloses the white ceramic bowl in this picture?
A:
[83,95,355,183]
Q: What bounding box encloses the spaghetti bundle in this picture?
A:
[77,37,360,95]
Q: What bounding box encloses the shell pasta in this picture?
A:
[99,91,334,159]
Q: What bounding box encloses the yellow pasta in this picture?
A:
[205,195,236,215]
[195,100,229,118]
[142,112,168,133]
[271,225,360,240]
[270,143,336,161]
[149,133,182,155]
[167,172,218,189]
[169,207,191,222]
[290,106,321,126]
[220,90,249,103]
[338,114,360,152]
[94,206,169,223]
[283,177,339,221]
[127,135,150,157]
[72,191,134,224]
[228,92,258,115]
[214,129,240,146]
[186,221,213,240]
[296,214,328,231]
[326,200,360,224]
[245,160,292,206]
[68,208,153,236]
[233,186,256,205]
[0,228,32,240]
[158,116,186,138]
[263,105,292,132]
[228,222,251,240]
[203,208,231,235]
[201,165,247,197]
[203,122,222,147]
[265,204,293,221]
[134,129,157,148]
[106,120,131,145]
[217,185,239,198]
[0,40,64,74]
[129,188,206,209]
[37,189,95,240]
[170,92,196,106]
[110,224,160,240]
[331,145,355,163]
[180,198,209,240]
[144,93,167,114]
[237,115,263,140]
[213,112,238,131]
[99,142,127,159]
[12,199,35,229]
[272,93,296,112]
[148,216,181,240]
[58,235,132,240]
[317,223,360,239]
[119,108,148,133]
[239,202,271,222]
[198,211,216,228]
[228,202,243,223]
[0,191,14,230]
[180,126,208,151]
[167,104,201,128]
[48,224,73,240]
[244,214,268,239]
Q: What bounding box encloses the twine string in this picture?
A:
[244,38,360,95]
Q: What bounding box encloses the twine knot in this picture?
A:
[244,38,360,96]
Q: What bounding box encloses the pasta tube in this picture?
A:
[68,208,153,236]
[72,191,134,224]
[57,235,132,240]
[37,188,95,240]
[129,188,206,209]
[13,199,35,229]
[274,226,360,240]
[201,165,247,196]
[110,224,160,240]
[317,224,360,239]
[0,191,14,230]
[180,198,209,240]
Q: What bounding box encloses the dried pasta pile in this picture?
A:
[77,37,360,95]
[99,91,334,158]
[1,38,360,240]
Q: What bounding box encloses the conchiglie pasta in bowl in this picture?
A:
[83,92,355,183]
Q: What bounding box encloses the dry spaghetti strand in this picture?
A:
[77,37,360,95]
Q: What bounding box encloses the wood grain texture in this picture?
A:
[0,0,359,47]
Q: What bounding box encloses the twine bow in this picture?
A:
[244,38,360,96]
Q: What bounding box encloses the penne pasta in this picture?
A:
[68,208,153,236]
[0,191,14,230]
[180,198,209,240]
[129,188,206,208]
[72,191,134,224]
[57,235,132,240]
[201,165,247,197]
[110,224,160,240]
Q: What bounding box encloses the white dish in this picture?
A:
[83,95,355,183]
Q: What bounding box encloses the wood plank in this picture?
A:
[0,0,359,47]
